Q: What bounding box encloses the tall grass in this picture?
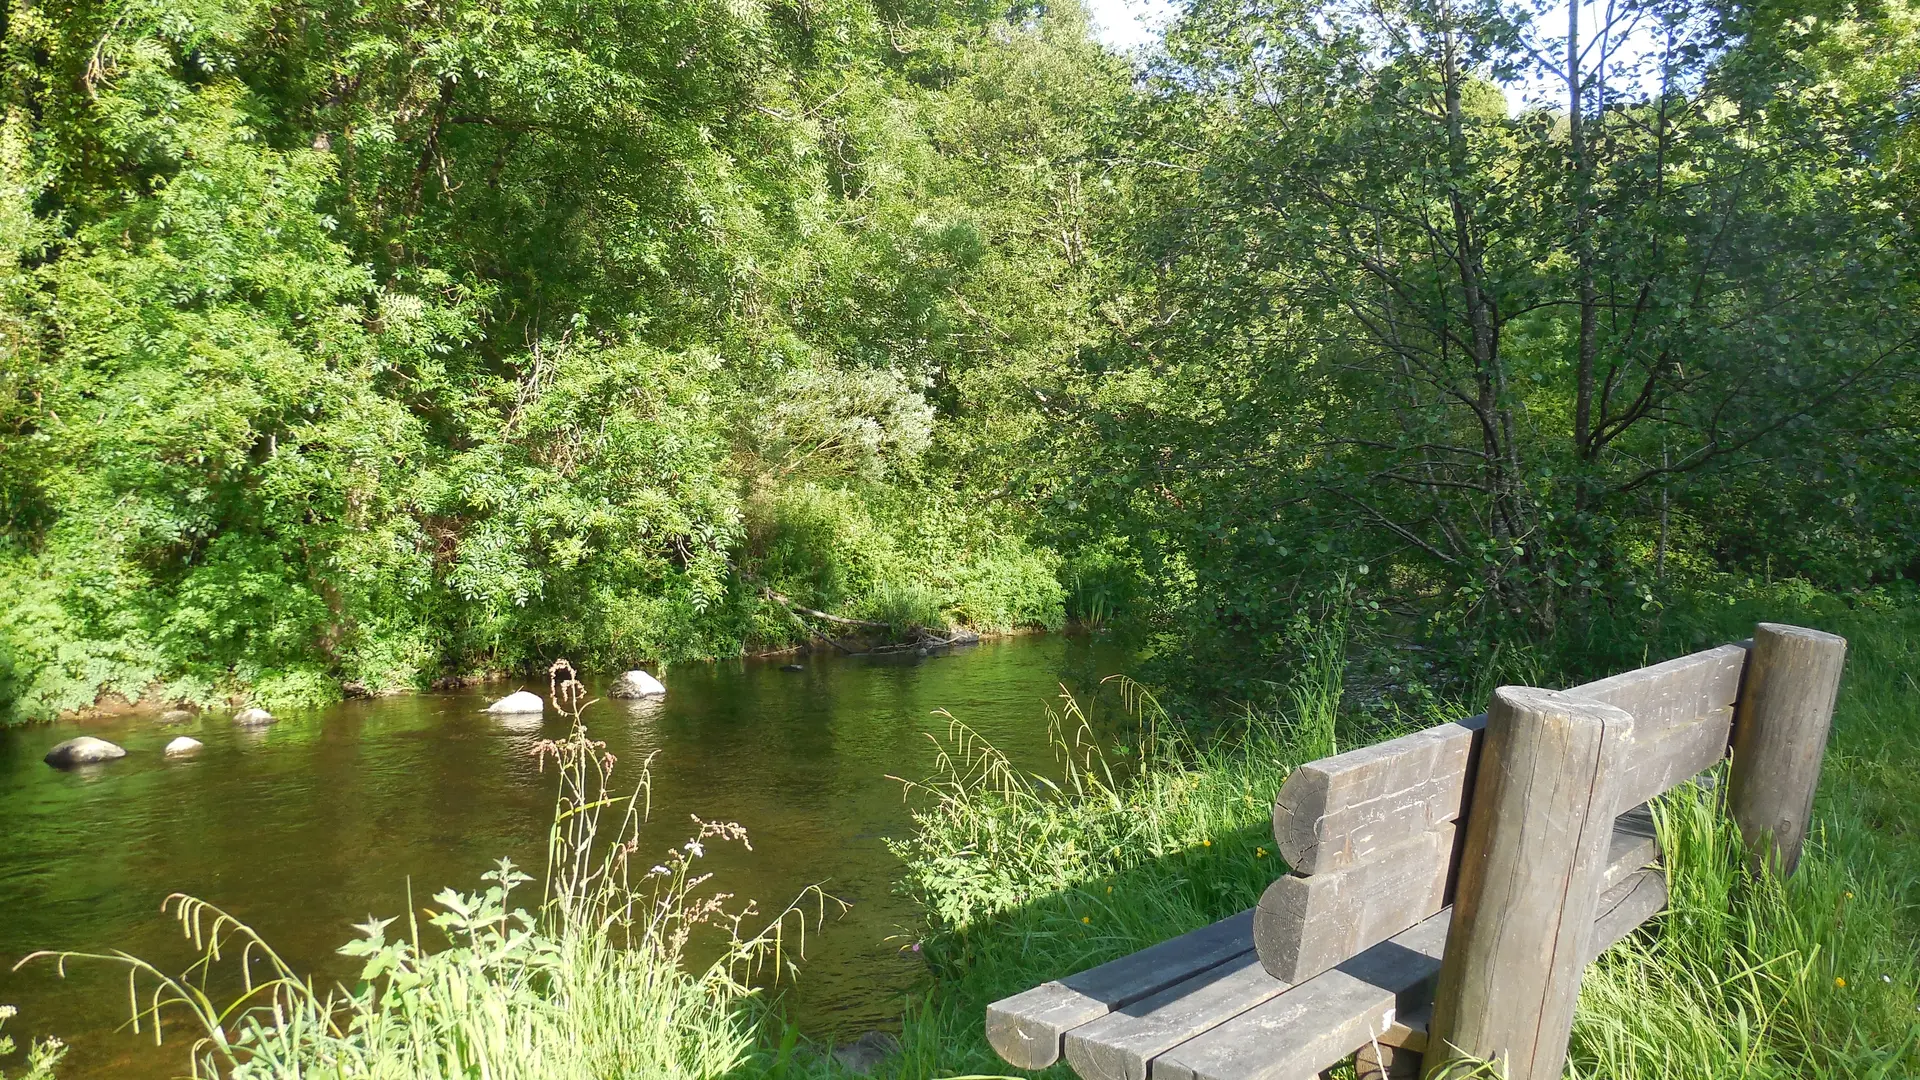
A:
[18,663,823,1080]
[849,660,1348,1079]
[1571,780,1919,1078]
[851,596,1919,1080]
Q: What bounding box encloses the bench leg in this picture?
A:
[1355,1042,1421,1080]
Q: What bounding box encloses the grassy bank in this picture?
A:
[9,593,1914,1079]
[797,590,1919,1079]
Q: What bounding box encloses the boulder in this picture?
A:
[44,737,126,768]
[609,670,666,698]
[487,690,546,714]
[234,707,276,727]
[164,737,204,757]
[831,1031,901,1076]
[158,709,195,724]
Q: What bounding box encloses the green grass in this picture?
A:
[17,592,1918,1079]
[776,590,1920,1080]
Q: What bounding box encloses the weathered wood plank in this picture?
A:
[1423,689,1634,1080]
[1075,822,1666,1080]
[1587,868,1667,962]
[1355,1041,1422,1080]
[1568,643,1747,730]
[1605,803,1658,891]
[1064,952,1294,1080]
[1272,643,1747,877]
[1251,807,1656,993]
[1150,908,1452,1080]
[985,909,1255,1069]
[1375,1000,1432,1052]
[1727,623,1847,876]
[1253,825,1455,983]
[1270,718,1484,878]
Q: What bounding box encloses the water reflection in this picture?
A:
[0,636,1129,1079]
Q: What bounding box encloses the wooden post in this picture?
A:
[1727,622,1847,877]
[1422,688,1634,1080]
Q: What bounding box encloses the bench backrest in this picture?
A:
[1254,642,1749,983]
[983,623,1847,1080]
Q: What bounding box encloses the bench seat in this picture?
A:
[987,805,1664,1080]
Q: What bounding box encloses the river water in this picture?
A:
[0,635,1129,1078]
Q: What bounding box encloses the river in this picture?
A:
[0,634,1129,1078]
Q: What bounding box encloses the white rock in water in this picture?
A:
[609,670,666,698]
[164,737,204,757]
[487,690,546,714]
[44,736,127,767]
[234,707,276,727]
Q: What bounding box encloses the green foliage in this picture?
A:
[1023,0,1920,698]
[0,0,1115,720]
[0,1007,63,1080]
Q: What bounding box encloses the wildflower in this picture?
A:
[650,865,670,876]
[1202,839,1212,848]
[1256,847,1268,858]
[1106,886,1113,894]
[911,942,922,953]
[685,839,705,858]
[1081,916,1090,924]
[1844,891,1854,900]
[1835,977,1847,988]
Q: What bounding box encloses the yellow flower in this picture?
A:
[1256,847,1268,858]
[1081,916,1091,924]
[1202,839,1212,848]
[1106,886,1113,894]
[1835,977,1847,988]
[1844,892,1854,900]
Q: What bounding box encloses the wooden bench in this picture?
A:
[987,623,1847,1080]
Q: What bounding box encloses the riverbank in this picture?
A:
[28,625,1036,729]
[0,636,1130,1078]
[5,591,1913,1079]
[786,587,1920,1078]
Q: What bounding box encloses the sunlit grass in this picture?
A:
[822,600,1919,1080]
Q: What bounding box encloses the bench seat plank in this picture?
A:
[1065,951,1297,1080]
[986,909,1256,1069]
[1589,867,1667,959]
[1042,814,1665,1080]
[1605,804,1657,890]
[1149,862,1669,1080]
[1151,910,1452,1080]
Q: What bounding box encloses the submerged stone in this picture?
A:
[233,707,276,727]
[832,1031,900,1076]
[158,709,195,724]
[45,737,126,768]
[487,690,546,714]
[609,670,666,698]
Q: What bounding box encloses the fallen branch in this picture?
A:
[760,588,894,630]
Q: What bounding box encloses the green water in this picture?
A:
[0,635,1129,1077]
